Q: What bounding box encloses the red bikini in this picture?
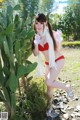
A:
[38,42,65,65]
[38,42,49,51]
[45,55,65,65]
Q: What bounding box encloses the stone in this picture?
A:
[76,105,80,111]
[63,113,69,119]
[46,90,80,120]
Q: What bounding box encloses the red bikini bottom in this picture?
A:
[45,55,65,65]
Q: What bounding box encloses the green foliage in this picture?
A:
[58,1,80,41]
[0,2,37,120]
[6,74,18,92]
[62,41,80,48]
[0,91,5,102]
[39,0,55,14]
[50,0,80,41]
[17,62,37,79]
[20,0,40,20]
[16,80,47,120]
[26,82,47,113]
[13,4,21,10]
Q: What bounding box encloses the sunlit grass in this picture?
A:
[60,48,80,81]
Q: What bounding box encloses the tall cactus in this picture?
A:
[0,3,37,119]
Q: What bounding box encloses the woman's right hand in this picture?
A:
[34,34,41,45]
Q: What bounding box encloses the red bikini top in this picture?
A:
[38,42,49,51]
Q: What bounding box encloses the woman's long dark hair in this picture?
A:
[32,13,57,50]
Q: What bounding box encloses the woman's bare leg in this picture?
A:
[45,65,53,98]
[45,59,71,97]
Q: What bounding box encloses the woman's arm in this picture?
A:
[53,30,62,51]
[32,43,39,56]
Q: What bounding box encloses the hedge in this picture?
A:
[62,41,80,48]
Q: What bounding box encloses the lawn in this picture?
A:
[59,47,80,81]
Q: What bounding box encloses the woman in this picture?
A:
[32,13,73,99]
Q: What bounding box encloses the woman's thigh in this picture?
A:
[49,59,65,81]
[45,65,50,78]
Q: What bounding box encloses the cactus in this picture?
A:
[0,3,37,120]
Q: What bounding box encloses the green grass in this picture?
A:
[60,48,80,81]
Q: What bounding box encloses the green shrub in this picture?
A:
[62,41,80,48]
[16,80,48,120]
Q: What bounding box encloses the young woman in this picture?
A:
[32,13,73,99]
